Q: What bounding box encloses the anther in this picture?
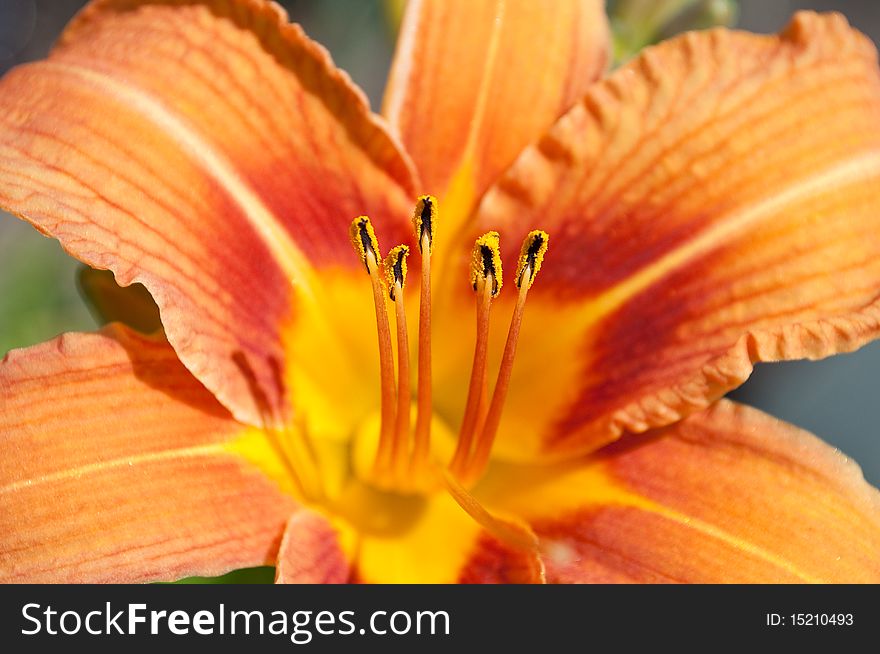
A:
[349,216,397,475]
[515,230,549,290]
[413,195,437,254]
[385,245,409,301]
[470,231,503,297]
[349,216,381,273]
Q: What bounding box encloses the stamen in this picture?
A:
[385,245,412,481]
[349,203,548,493]
[450,232,502,475]
[462,230,549,485]
[411,195,437,475]
[349,216,397,474]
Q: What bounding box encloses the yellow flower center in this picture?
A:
[348,196,549,495]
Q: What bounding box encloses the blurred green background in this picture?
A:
[1,1,879,583]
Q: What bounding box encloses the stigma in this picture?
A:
[349,200,548,493]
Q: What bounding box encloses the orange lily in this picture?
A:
[1,0,879,583]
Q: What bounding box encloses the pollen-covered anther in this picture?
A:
[470,231,503,297]
[384,245,410,301]
[515,230,549,289]
[412,195,437,254]
[349,215,380,272]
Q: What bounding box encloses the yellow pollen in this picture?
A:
[412,195,437,254]
[515,230,549,290]
[384,245,410,301]
[470,231,503,297]
[349,215,380,273]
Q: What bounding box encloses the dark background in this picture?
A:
[1,0,878,486]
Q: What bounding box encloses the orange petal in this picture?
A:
[0,0,418,428]
[383,0,609,237]
[0,324,295,583]
[472,12,880,457]
[457,534,544,584]
[275,508,350,584]
[479,401,880,583]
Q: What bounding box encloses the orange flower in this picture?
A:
[1,0,879,583]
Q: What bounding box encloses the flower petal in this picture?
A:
[480,401,880,583]
[0,0,418,428]
[0,324,295,583]
[457,533,544,584]
[274,508,350,584]
[472,12,880,457]
[383,0,609,234]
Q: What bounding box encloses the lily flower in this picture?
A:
[1,0,880,583]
